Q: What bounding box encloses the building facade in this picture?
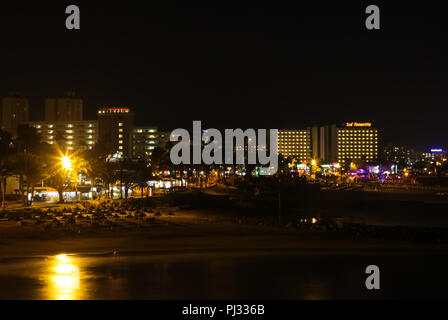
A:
[45,92,83,121]
[279,122,380,166]
[383,145,418,165]
[156,131,171,149]
[422,148,446,162]
[27,120,98,151]
[131,126,158,158]
[277,129,311,161]
[1,94,29,136]
[336,122,379,165]
[311,124,338,163]
[131,129,175,158]
[98,107,134,157]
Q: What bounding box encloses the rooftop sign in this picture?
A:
[345,122,372,127]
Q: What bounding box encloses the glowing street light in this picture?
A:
[60,154,73,171]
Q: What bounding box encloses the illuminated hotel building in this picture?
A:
[98,107,134,157]
[131,128,173,158]
[27,120,98,151]
[337,122,379,164]
[383,145,418,165]
[422,149,446,161]
[131,126,158,158]
[277,129,311,161]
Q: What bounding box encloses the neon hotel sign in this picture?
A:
[345,122,372,127]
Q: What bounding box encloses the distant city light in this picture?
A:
[431,149,444,153]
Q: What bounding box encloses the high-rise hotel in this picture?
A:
[278,122,380,165]
[277,129,311,161]
[27,120,98,151]
[27,93,97,151]
[131,126,158,158]
[98,107,134,157]
[336,122,379,164]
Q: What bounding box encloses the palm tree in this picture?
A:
[0,158,14,209]
[133,160,152,198]
[149,146,170,173]
[12,153,46,206]
[0,130,14,209]
[45,167,72,204]
[16,124,41,154]
[71,156,89,201]
[102,160,118,199]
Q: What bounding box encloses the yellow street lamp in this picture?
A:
[60,154,73,171]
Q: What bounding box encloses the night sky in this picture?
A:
[0,2,447,150]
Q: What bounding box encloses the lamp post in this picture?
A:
[60,153,76,201]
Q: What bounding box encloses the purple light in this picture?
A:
[431,149,444,153]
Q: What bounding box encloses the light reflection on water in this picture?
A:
[0,252,447,299]
[47,254,81,300]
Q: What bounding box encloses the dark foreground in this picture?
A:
[0,251,447,299]
[2,189,448,300]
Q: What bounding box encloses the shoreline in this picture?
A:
[1,217,448,259]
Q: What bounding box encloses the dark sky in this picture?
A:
[0,2,447,150]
